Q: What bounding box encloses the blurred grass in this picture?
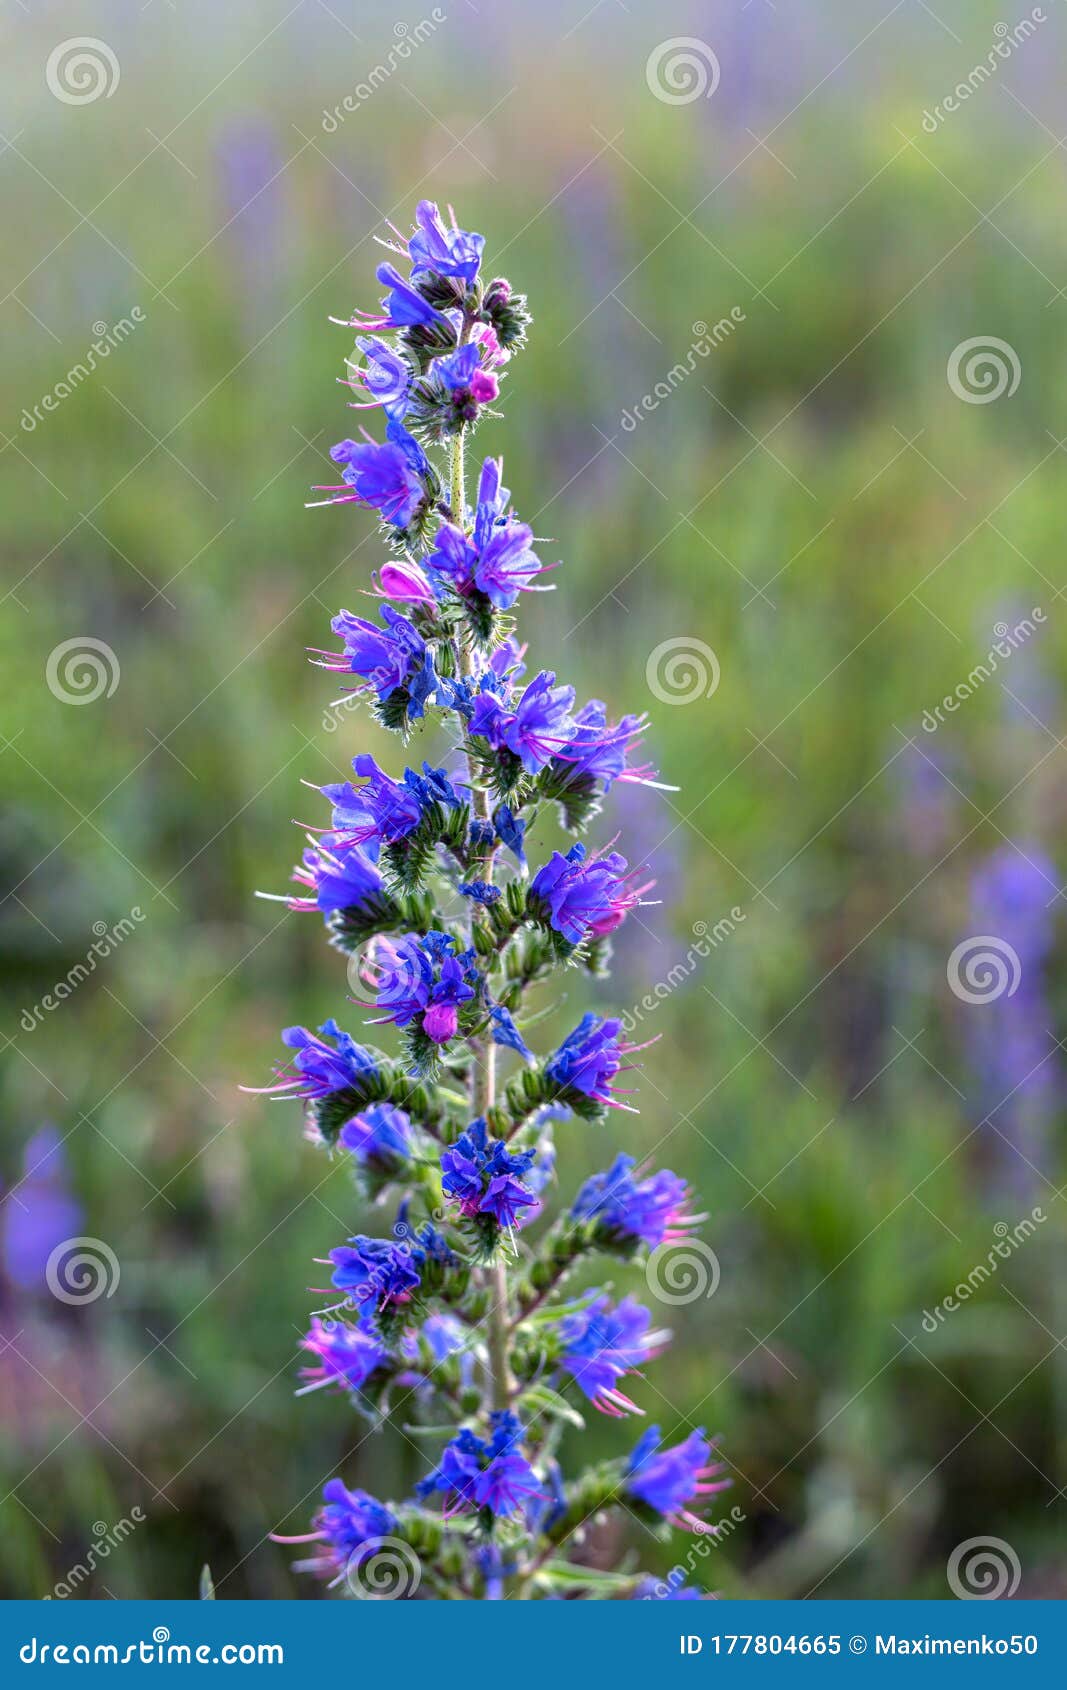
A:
[2,0,1066,1598]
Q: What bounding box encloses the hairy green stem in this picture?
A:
[449,422,513,1416]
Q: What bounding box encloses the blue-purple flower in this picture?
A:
[298,1316,388,1397]
[417,1411,542,1519]
[250,1019,378,1103]
[440,1117,539,1230]
[330,1235,423,1326]
[318,422,432,525]
[317,604,435,716]
[273,1478,397,1582]
[361,931,478,1048]
[406,200,484,284]
[531,841,652,944]
[339,1104,413,1174]
[545,1012,651,1110]
[552,700,666,792]
[346,337,412,419]
[626,1426,728,1531]
[279,839,384,917]
[556,1295,669,1416]
[469,670,576,774]
[320,756,425,856]
[571,1154,700,1250]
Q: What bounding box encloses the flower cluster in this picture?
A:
[257,201,726,1600]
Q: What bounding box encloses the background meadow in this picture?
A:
[2,0,1066,1598]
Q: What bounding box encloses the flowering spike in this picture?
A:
[249,200,725,1600]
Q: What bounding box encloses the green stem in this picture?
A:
[449,422,513,1417]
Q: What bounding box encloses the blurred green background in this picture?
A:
[2,0,1066,1600]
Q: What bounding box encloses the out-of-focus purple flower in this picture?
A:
[965,845,1060,1195]
[626,1426,728,1531]
[339,1104,413,1175]
[417,1411,541,1519]
[1,1128,83,1292]
[298,1316,387,1397]
[557,1294,669,1416]
[273,1478,397,1582]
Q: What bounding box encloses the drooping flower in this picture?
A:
[317,604,434,717]
[556,1295,669,1416]
[530,841,652,945]
[489,1002,532,1060]
[469,670,576,775]
[320,756,425,856]
[273,838,384,917]
[273,1478,397,1582]
[571,1154,700,1251]
[493,801,526,867]
[249,1019,378,1103]
[545,1012,652,1111]
[298,1316,388,1397]
[625,1426,728,1531]
[318,423,432,526]
[417,1411,542,1519]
